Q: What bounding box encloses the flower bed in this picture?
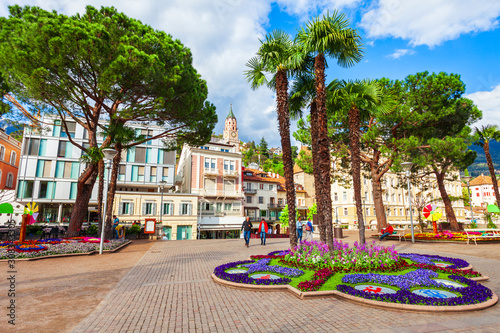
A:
[213,240,494,308]
[410,231,500,242]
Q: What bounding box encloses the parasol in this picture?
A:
[423,204,442,221]
[24,202,39,225]
[487,204,500,213]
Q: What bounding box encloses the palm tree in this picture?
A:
[245,30,300,248]
[329,80,394,244]
[296,11,363,249]
[474,125,500,206]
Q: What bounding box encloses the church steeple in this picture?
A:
[223,104,239,152]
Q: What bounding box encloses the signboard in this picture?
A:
[144,218,157,234]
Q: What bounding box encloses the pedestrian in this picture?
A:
[113,215,119,239]
[305,218,314,241]
[258,218,268,245]
[241,216,252,247]
[296,217,303,242]
[380,224,394,241]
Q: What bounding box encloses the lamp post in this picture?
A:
[401,162,415,243]
[463,176,474,225]
[335,206,339,224]
[158,180,167,225]
[99,148,118,255]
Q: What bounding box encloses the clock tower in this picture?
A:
[223,104,239,152]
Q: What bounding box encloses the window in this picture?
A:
[246,196,252,203]
[36,160,52,177]
[57,141,72,158]
[259,184,264,190]
[224,203,232,211]
[334,193,338,201]
[17,180,34,199]
[385,193,389,201]
[38,181,55,199]
[180,202,192,215]
[224,160,229,170]
[9,151,16,165]
[343,208,348,216]
[224,179,235,192]
[150,166,157,182]
[131,166,145,181]
[204,178,216,192]
[398,194,402,203]
[365,207,369,216]
[135,147,146,163]
[258,196,264,204]
[400,208,403,216]
[343,192,347,202]
[55,161,79,179]
[163,202,174,215]
[278,198,283,205]
[145,148,154,163]
[118,165,126,181]
[142,129,153,145]
[70,183,77,200]
[23,138,44,156]
[387,208,391,216]
[205,158,216,170]
[142,202,156,215]
[391,194,395,202]
[127,147,136,162]
[394,209,398,216]
[269,184,274,191]
[119,202,134,215]
[260,210,267,217]
[162,167,169,182]
[230,161,235,171]
[0,145,4,161]
[5,173,14,188]
[60,122,76,138]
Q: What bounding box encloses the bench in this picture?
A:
[375,228,408,242]
[464,228,500,245]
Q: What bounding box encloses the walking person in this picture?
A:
[258,218,268,245]
[305,218,314,242]
[112,215,120,239]
[296,217,303,243]
[241,216,252,247]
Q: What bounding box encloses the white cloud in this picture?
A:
[276,0,361,20]
[386,48,415,59]
[466,84,500,129]
[360,0,500,47]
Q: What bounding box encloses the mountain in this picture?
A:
[468,141,500,177]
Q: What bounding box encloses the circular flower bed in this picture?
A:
[213,240,494,309]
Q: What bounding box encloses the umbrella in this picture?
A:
[487,204,500,213]
[24,202,39,225]
[423,204,442,221]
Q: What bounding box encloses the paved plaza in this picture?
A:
[65,233,500,333]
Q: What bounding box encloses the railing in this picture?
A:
[203,190,242,197]
[223,170,239,178]
[244,188,257,194]
[267,203,281,209]
[201,211,241,217]
[204,168,219,177]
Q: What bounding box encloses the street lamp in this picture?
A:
[99,148,118,255]
[335,206,339,224]
[158,180,167,224]
[462,175,474,225]
[401,162,415,243]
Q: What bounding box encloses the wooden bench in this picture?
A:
[375,228,408,242]
[464,228,500,245]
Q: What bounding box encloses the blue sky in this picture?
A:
[2,0,500,147]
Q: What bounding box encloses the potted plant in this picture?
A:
[86,224,99,237]
[127,224,141,239]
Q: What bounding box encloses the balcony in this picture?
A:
[174,174,183,185]
[203,190,242,198]
[223,169,239,178]
[267,203,281,209]
[244,188,257,194]
[204,168,219,177]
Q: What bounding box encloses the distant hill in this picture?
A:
[468,141,500,177]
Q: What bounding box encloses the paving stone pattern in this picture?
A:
[72,236,500,333]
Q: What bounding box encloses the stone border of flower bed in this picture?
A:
[211,273,498,312]
[0,240,131,262]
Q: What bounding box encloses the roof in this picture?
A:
[226,104,235,119]
[243,168,285,184]
[469,174,500,186]
[293,164,303,174]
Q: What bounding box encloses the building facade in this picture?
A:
[176,106,244,239]
[467,174,500,207]
[16,116,198,239]
[0,128,21,191]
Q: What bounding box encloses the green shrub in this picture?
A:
[26,224,42,235]
[129,224,141,234]
[86,224,99,235]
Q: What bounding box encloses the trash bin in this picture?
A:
[334,226,343,239]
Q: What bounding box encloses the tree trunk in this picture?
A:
[276,69,297,249]
[484,142,500,206]
[435,171,459,231]
[97,159,105,236]
[314,53,333,250]
[67,163,98,237]
[104,144,122,240]
[349,106,365,243]
[309,101,325,242]
[371,177,387,231]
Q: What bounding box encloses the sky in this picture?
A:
[1,0,500,147]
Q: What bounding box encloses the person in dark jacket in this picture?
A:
[241,217,252,247]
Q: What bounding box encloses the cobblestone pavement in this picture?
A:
[72,233,500,333]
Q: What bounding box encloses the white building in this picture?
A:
[176,106,244,239]
[16,116,199,239]
[467,174,500,207]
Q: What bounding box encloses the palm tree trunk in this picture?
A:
[484,142,500,206]
[309,101,326,242]
[276,69,297,249]
[371,177,387,231]
[314,53,333,250]
[435,171,459,231]
[96,159,105,235]
[348,106,365,243]
[105,144,122,239]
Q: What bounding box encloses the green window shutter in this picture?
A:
[71,162,79,179]
[65,142,72,158]
[36,160,44,177]
[47,182,56,199]
[70,183,77,200]
[127,147,135,162]
[146,148,154,163]
[157,149,163,164]
[131,166,138,181]
[129,202,134,215]
[39,139,47,156]
[55,161,64,178]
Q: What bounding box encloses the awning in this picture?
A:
[244,207,259,210]
[199,225,241,230]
